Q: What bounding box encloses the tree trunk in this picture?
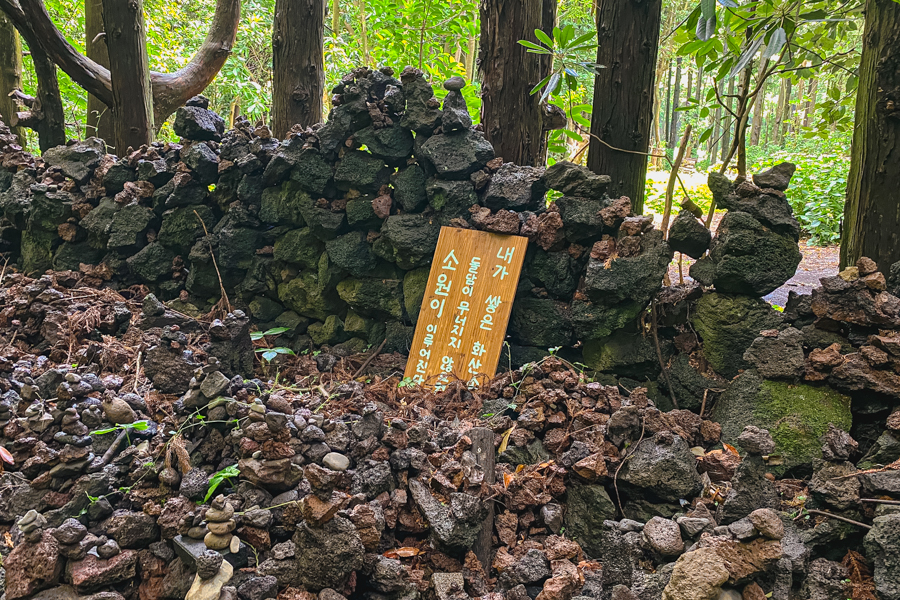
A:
[840,0,900,272]
[664,58,672,144]
[464,10,477,81]
[331,0,339,36]
[31,44,66,151]
[102,0,154,154]
[0,12,24,145]
[272,0,324,137]
[779,79,792,145]
[85,0,112,143]
[479,0,556,166]
[719,77,734,163]
[750,79,764,145]
[709,81,721,162]
[357,0,369,67]
[668,57,682,148]
[587,0,663,213]
[803,78,818,127]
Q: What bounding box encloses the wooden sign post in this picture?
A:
[404,226,528,390]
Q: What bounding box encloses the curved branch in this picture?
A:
[3,0,240,123]
[150,0,240,121]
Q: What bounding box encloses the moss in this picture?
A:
[754,379,852,467]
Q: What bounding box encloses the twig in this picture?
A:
[805,509,871,530]
[661,124,692,236]
[860,498,900,505]
[651,300,678,409]
[613,416,646,517]
[352,339,387,379]
[193,210,232,314]
[99,430,128,467]
[133,350,142,394]
[700,389,709,418]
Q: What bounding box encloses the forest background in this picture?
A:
[1,0,870,247]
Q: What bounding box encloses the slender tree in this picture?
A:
[102,0,154,152]
[840,0,900,272]
[0,12,23,144]
[272,0,325,137]
[587,0,663,212]
[479,0,557,166]
[803,78,818,127]
[668,57,682,148]
[85,0,113,142]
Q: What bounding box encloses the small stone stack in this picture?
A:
[17,509,46,543]
[204,495,237,552]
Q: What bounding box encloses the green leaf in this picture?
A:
[728,35,764,77]
[570,31,596,48]
[261,350,278,362]
[131,420,150,431]
[700,0,716,21]
[534,28,553,48]
[530,73,553,96]
[717,0,738,7]
[518,40,550,53]
[263,327,290,336]
[250,331,265,341]
[696,16,716,41]
[762,27,786,60]
[90,427,117,435]
[204,465,241,503]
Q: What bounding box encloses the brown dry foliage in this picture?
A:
[842,550,878,600]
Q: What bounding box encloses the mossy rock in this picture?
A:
[290,149,334,196]
[158,205,216,253]
[570,299,645,340]
[260,181,309,227]
[126,242,175,282]
[344,310,374,338]
[564,483,617,558]
[528,249,579,299]
[308,315,347,345]
[108,204,155,251]
[249,296,285,322]
[391,165,428,212]
[403,268,430,325]
[509,297,574,348]
[79,198,120,249]
[325,231,378,277]
[217,226,261,271]
[345,196,381,229]
[53,241,103,272]
[583,331,670,379]
[712,370,852,473]
[273,228,323,270]
[278,272,345,322]
[692,292,782,378]
[336,278,404,320]
[21,229,56,274]
[334,150,391,193]
[426,178,477,224]
[375,214,439,270]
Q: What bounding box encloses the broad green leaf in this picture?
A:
[728,34,764,77]
[131,420,150,431]
[717,0,738,7]
[534,29,553,48]
[262,350,278,362]
[762,27,786,60]
[700,0,716,21]
[263,327,290,336]
[696,16,716,41]
[90,427,117,435]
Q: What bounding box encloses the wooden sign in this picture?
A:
[404,226,528,390]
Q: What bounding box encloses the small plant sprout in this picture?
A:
[251,327,295,364]
[204,464,240,502]
[91,420,151,445]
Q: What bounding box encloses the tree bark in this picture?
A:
[840,0,900,272]
[30,44,66,151]
[102,0,154,154]
[0,11,24,145]
[803,78,818,128]
[668,57,682,148]
[464,10,477,81]
[85,0,113,143]
[0,0,240,124]
[664,58,672,144]
[719,77,734,163]
[357,0,369,67]
[272,0,324,137]
[479,0,556,166]
[750,80,764,145]
[330,0,339,36]
[709,81,721,162]
[587,0,663,213]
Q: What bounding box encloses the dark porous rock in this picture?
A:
[354,125,414,166]
[511,549,551,585]
[237,575,278,600]
[409,479,487,553]
[713,370,851,473]
[659,353,727,413]
[419,129,495,180]
[291,516,365,591]
[737,425,776,456]
[800,559,851,600]
[174,106,226,141]
[440,78,472,133]
[717,454,778,525]
[334,149,391,193]
[103,510,160,549]
[127,243,175,282]
[821,424,859,461]
[499,438,550,466]
[182,142,220,184]
[391,164,428,212]
[809,460,860,510]
[179,468,210,500]
[66,550,138,592]
[583,229,673,307]
[619,432,703,503]
[325,231,378,278]
[350,460,394,498]
[483,163,547,212]
[427,178,477,223]
[562,484,616,558]
[643,516,684,557]
[143,343,198,395]
[865,513,900,600]
[667,210,711,259]
[205,311,255,378]
[527,249,579,298]
[541,160,611,198]
[743,327,806,379]
[691,292,782,378]
[399,68,442,133]
[367,555,410,593]
[336,277,403,321]
[583,331,668,379]
[509,297,574,347]
[690,211,801,296]
[196,549,224,580]
[52,519,88,546]
[554,196,606,243]
[289,148,333,196]
[752,162,796,192]
[375,214,440,269]
[43,138,106,182]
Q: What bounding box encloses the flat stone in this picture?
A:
[433,572,466,600]
[323,452,350,471]
[186,560,233,600]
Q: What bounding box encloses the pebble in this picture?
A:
[196,549,224,580]
[323,452,350,471]
[204,532,232,551]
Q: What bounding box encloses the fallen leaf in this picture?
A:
[498,425,515,455]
